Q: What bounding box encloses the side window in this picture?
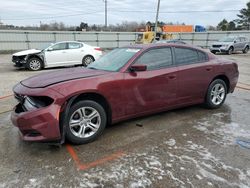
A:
[240,37,246,42]
[51,43,67,51]
[197,50,208,62]
[175,48,199,65]
[135,48,173,70]
[68,42,82,49]
[235,38,240,43]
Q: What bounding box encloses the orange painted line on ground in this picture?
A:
[236,86,250,91]
[0,94,13,100]
[66,144,81,166]
[66,144,125,171]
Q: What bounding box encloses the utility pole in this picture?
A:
[154,0,161,41]
[104,0,107,28]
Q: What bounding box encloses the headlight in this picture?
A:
[23,97,38,111]
[22,96,54,111]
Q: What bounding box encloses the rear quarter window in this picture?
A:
[197,50,208,62]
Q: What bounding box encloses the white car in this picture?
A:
[12,41,103,71]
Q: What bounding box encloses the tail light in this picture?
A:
[94,47,102,51]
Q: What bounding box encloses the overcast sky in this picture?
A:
[0,0,249,27]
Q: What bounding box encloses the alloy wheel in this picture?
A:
[83,57,94,66]
[69,107,101,138]
[29,59,41,70]
[210,83,226,105]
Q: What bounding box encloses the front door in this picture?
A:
[123,47,178,115]
[44,42,69,67]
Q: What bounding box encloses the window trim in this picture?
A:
[128,46,175,72]
[68,42,83,49]
[173,47,209,66]
[50,42,68,51]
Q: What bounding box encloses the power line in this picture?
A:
[1,9,241,21]
[110,9,241,13]
[1,11,102,21]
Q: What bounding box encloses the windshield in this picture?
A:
[219,37,235,42]
[88,48,141,71]
[40,43,54,50]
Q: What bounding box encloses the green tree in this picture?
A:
[228,21,236,30]
[236,1,250,30]
[217,19,228,31]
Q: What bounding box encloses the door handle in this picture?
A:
[206,67,212,71]
[168,75,176,79]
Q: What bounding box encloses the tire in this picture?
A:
[65,100,107,144]
[82,56,94,67]
[243,46,249,54]
[27,57,43,71]
[227,47,233,55]
[205,79,227,109]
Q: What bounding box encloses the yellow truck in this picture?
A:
[136,24,173,44]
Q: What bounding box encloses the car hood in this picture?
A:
[13,49,42,56]
[20,68,109,88]
[212,41,232,45]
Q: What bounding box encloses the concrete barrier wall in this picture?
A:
[0,30,137,51]
[0,30,250,51]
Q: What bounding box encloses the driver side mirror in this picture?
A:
[47,47,53,51]
[130,64,147,72]
[234,40,237,43]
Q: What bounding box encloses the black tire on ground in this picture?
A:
[82,56,94,67]
[27,57,43,71]
[205,79,227,109]
[227,47,234,55]
[243,46,249,54]
[65,100,107,145]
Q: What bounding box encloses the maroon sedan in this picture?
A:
[11,44,239,144]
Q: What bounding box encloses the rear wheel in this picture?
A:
[82,56,94,67]
[65,100,107,144]
[205,79,227,109]
[227,47,233,55]
[27,57,43,71]
[243,46,249,54]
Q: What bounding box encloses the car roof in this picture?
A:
[125,43,205,52]
[54,41,84,44]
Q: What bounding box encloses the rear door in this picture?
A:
[124,47,178,115]
[174,47,214,104]
[66,42,84,65]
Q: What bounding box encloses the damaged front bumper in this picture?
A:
[11,83,65,142]
[12,56,27,68]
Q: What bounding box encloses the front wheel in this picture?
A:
[65,100,107,144]
[243,46,249,54]
[205,79,227,109]
[227,47,233,55]
[27,57,43,71]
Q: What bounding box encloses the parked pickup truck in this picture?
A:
[210,36,249,55]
